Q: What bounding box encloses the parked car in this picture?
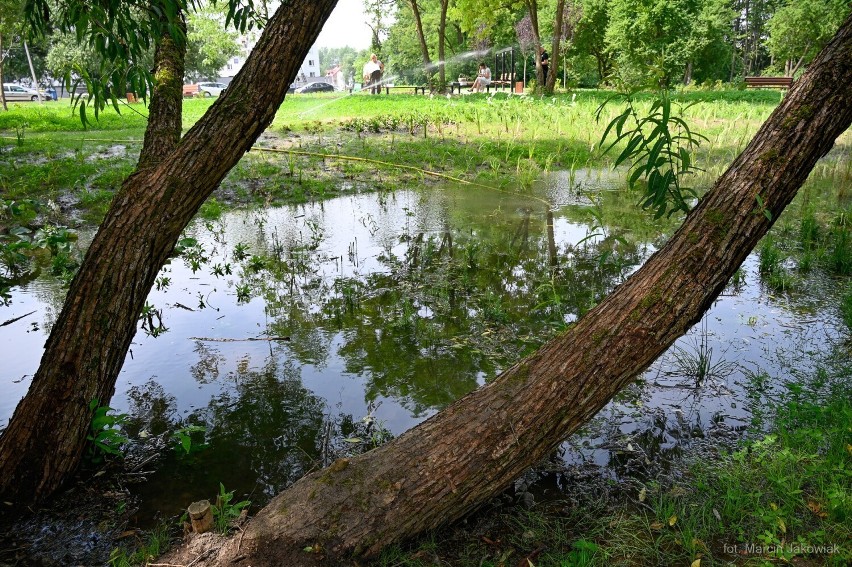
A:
[197,82,227,97]
[294,82,335,94]
[3,83,45,101]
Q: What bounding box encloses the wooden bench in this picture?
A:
[745,76,793,89]
[182,84,199,97]
[486,72,517,93]
[383,85,428,95]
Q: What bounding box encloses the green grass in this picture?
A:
[107,521,171,567]
[2,89,847,228]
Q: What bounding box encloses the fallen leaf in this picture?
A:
[712,508,721,522]
[777,517,786,533]
[691,559,701,567]
[668,514,678,527]
[807,501,828,518]
[650,522,664,531]
[639,487,647,502]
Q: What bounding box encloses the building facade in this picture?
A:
[218,32,321,85]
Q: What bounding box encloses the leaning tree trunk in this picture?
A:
[161,13,852,566]
[0,0,340,505]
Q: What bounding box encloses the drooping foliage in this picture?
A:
[24,0,265,119]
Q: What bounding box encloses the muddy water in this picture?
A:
[0,172,846,526]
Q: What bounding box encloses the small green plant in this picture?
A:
[232,242,250,261]
[86,400,129,462]
[211,483,250,533]
[597,89,706,218]
[172,424,207,454]
[199,197,224,220]
[108,521,171,566]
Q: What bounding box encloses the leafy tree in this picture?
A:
[0,0,26,110]
[766,0,851,76]
[185,5,240,81]
[364,0,395,51]
[605,0,731,87]
[731,0,783,76]
[318,45,364,86]
[569,0,611,84]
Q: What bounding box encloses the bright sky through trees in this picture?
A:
[316,0,374,48]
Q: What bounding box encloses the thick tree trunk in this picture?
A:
[545,0,566,94]
[138,8,186,169]
[525,0,543,92]
[0,0,340,505]
[438,0,448,88]
[161,13,852,566]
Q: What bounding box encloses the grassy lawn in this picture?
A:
[0,88,798,225]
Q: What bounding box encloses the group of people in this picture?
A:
[362,47,550,96]
[470,47,549,93]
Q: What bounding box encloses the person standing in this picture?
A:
[363,53,385,95]
[540,47,550,84]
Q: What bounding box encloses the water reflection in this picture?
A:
[1,175,848,519]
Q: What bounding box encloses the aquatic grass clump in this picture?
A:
[758,236,798,292]
[840,285,852,330]
[824,219,852,276]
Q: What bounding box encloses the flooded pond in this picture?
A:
[1,171,848,526]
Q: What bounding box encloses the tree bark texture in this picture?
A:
[438,0,449,88]
[163,13,852,566]
[138,6,187,169]
[0,0,340,505]
[545,0,566,94]
[524,0,543,92]
[407,0,434,84]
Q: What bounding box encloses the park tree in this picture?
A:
[731,0,782,76]
[185,4,241,82]
[766,0,850,76]
[319,45,363,85]
[605,0,731,86]
[152,14,852,564]
[364,0,395,52]
[0,0,340,503]
[398,0,453,88]
[0,0,26,111]
[569,0,611,84]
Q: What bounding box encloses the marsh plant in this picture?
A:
[597,89,706,219]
